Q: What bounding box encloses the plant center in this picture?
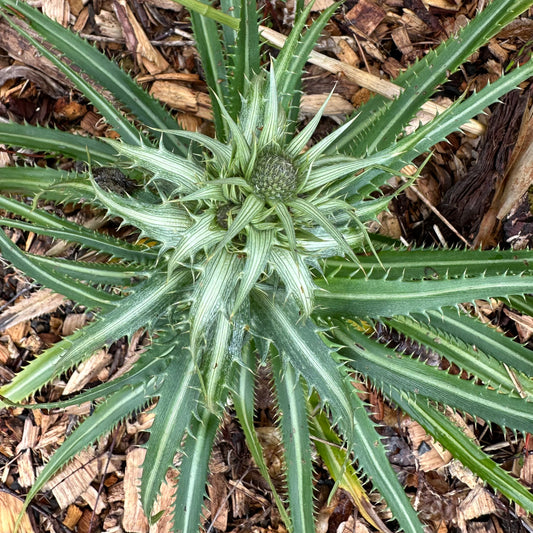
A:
[251,151,299,201]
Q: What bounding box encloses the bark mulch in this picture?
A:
[1,0,533,531]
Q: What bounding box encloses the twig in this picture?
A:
[258,26,485,137]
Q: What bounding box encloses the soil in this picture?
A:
[1,0,533,532]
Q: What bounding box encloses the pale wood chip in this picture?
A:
[0,342,11,364]
[150,468,178,533]
[333,38,359,67]
[42,0,70,26]
[0,492,34,533]
[208,473,228,531]
[81,484,107,513]
[405,419,452,471]
[62,313,89,336]
[0,336,18,361]
[69,0,85,17]
[457,486,499,532]
[448,460,482,490]
[107,479,125,503]
[503,309,533,342]
[126,410,155,434]
[0,145,14,167]
[19,332,45,353]
[136,72,203,84]
[422,0,461,9]
[95,9,124,40]
[150,81,213,120]
[43,449,100,509]
[300,93,354,117]
[62,403,92,417]
[16,417,40,452]
[177,113,203,132]
[2,322,30,344]
[63,349,112,395]
[16,449,36,487]
[123,447,149,533]
[306,0,336,10]
[0,288,65,333]
[146,0,183,12]
[36,419,68,457]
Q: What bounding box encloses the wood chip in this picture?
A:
[405,419,452,471]
[496,104,533,221]
[345,0,386,37]
[503,309,533,342]
[457,486,499,532]
[2,322,30,344]
[113,0,169,74]
[0,289,65,333]
[43,449,101,509]
[63,504,84,530]
[300,93,354,116]
[94,9,124,40]
[149,468,178,533]
[81,484,107,514]
[16,449,36,488]
[448,460,481,490]
[0,492,34,533]
[123,447,149,533]
[42,0,70,27]
[150,81,212,120]
[422,0,460,10]
[62,313,89,336]
[208,472,228,531]
[62,349,112,395]
[16,417,40,452]
[37,418,68,456]
[306,0,336,11]
[333,38,359,67]
[391,26,414,58]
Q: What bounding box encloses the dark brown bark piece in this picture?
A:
[434,88,531,243]
[345,0,386,37]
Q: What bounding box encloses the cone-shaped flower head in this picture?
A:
[251,150,299,201]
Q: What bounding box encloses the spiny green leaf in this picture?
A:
[315,273,533,317]
[0,122,118,163]
[336,322,533,433]
[20,378,162,520]
[0,271,191,404]
[384,315,533,398]
[141,336,200,516]
[271,353,314,533]
[418,308,533,378]
[172,405,222,533]
[0,227,121,310]
[391,390,533,514]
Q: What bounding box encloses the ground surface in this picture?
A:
[1,0,533,532]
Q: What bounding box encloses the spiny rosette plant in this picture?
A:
[1,0,533,531]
